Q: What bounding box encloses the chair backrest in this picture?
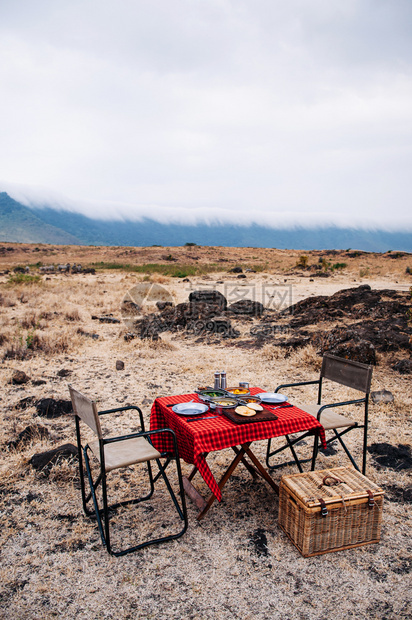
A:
[320,352,372,394]
[69,385,102,438]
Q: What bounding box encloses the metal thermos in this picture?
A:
[220,371,227,390]
[214,372,221,390]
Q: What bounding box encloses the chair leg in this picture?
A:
[266,433,312,472]
[83,448,107,548]
[333,429,361,472]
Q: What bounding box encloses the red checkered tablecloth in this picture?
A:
[150,388,326,502]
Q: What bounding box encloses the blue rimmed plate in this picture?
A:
[172,403,209,416]
[255,393,288,404]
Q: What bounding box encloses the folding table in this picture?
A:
[150,388,326,520]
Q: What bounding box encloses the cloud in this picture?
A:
[1,0,412,229]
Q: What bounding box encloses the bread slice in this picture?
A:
[235,405,256,417]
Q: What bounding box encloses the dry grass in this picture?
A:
[0,254,411,619]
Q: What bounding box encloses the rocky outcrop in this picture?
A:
[248,285,412,364]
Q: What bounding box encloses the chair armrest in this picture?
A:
[103,427,179,457]
[275,380,320,393]
[317,397,367,421]
[98,405,145,431]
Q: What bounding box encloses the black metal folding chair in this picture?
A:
[266,353,373,474]
[69,386,187,556]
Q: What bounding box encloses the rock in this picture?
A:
[91,315,121,324]
[116,360,125,370]
[30,443,78,472]
[371,390,394,404]
[121,300,140,313]
[11,370,30,385]
[36,399,73,418]
[57,369,71,377]
[124,332,136,341]
[203,317,238,337]
[156,301,173,311]
[188,290,227,311]
[8,424,50,450]
[325,339,376,365]
[14,396,36,410]
[228,300,264,317]
[229,267,243,273]
[237,274,247,279]
[392,359,412,374]
[32,379,47,386]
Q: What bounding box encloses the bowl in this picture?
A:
[240,396,262,405]
[209,396,238,410]
[225,386,251,397]
[196,388,227,402]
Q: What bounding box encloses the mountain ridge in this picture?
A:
[1,192,412,251]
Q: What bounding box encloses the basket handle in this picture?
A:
[319,475,342,488]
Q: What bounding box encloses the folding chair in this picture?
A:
[266,353,373,474]
[69,386,187,556]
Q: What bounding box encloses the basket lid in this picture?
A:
[280,467,384,508]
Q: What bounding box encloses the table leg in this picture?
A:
[196,446,248,520]
[182,477,208,512]
[231,446,259,479]
[184,443,279,520]
[242,444,279,493]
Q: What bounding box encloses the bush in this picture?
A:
[7,273,41,285]
[296,255,308,269]
[331,262,347,271]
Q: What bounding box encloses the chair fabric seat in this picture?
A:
[90,437,161,472]
[293,402,357,431]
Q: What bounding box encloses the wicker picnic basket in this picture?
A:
[278,467,384,557]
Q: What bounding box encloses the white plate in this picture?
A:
[172,403,209,416]
[255,392,288,404]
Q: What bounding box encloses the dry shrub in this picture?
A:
[0,293,16,307]
[29,332,70,355]
[290,344,322,371]
[64,308,81,322]
[0,332,10,347]
[260,343,287,361]
[20,312,40,329]
[3,343,32,361]
[149,274,171,284]
[130,335,177,357]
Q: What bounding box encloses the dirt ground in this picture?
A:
[0,244,411,619]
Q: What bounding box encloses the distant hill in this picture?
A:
[1,191,412,251]
[0,193,81,245]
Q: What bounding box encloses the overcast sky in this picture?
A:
[1,0,412,229]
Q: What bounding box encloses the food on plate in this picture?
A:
[227,387,249,395]
[245,403,263,412]
[235,405,256,417]
[198,389,227,400]
[242,396,261,404]
[215,399,237,406]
